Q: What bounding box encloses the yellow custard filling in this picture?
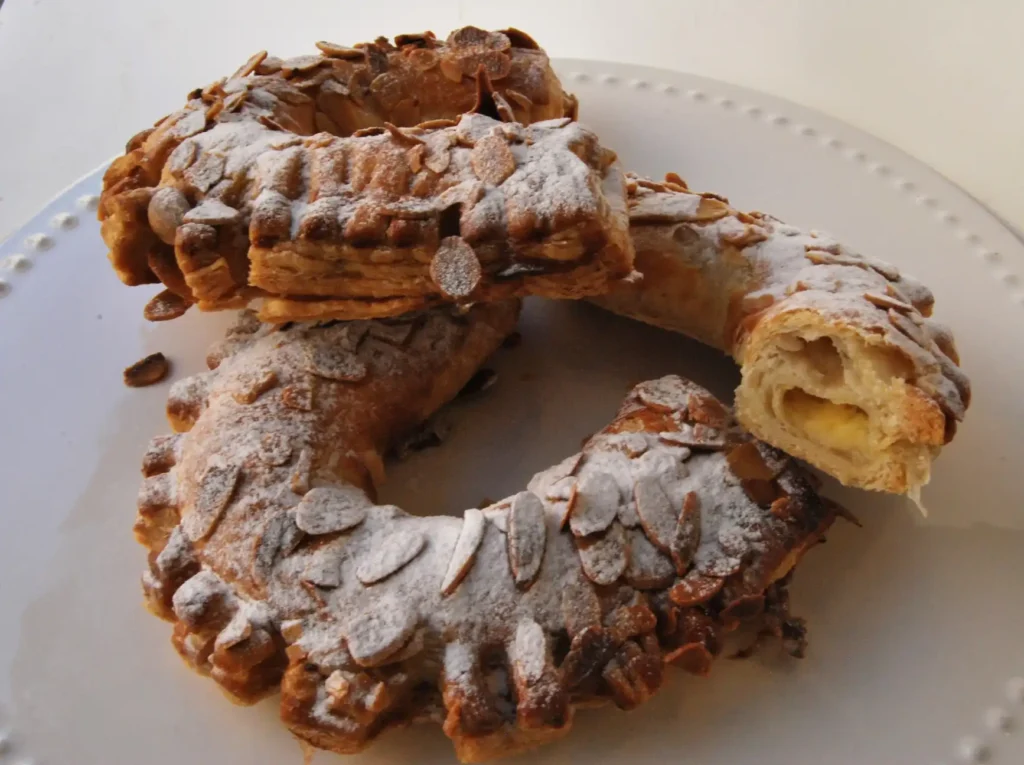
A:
[783,389,870,453]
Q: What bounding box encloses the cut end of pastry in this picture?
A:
[736,315,947,494]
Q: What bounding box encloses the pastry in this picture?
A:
[98,28,631,322]
[593,174,971,494]
[100,28,968,494]
[136,306,838,762]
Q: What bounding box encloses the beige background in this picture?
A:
[0,0,1020,241]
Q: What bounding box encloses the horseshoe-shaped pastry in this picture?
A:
[99,28,968,494]
[135,305,837,762]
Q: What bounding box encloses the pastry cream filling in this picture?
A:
[781,389,871,454]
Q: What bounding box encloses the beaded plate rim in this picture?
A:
[0,59,1021,765]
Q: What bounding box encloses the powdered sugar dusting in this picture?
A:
[141,301,834,754]
[512,619,547,682]
[430,237,482,299]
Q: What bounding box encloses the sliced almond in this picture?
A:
[636,377,691,413]
[698,552,743,578]
[257,432,292,466]
[183,199,241,226]
[408,47,439,71]
[470,134,516,186]
[625,529,675,589]
[633,475,677,552]
[577,523,628,587]
[438,56,464,83]
[668,573,723,607]
[315,40,363,59]
[561,576,601,636]
[569,471,620,537]
[670,492,702,574]
[368,321,415,346]
[183,152,225,193]
[253,511,303,579]
[170,108,208,140]
[148,187,191,244]
[281,55,325,77]
[687,393,731,428]
[664,642,713,676]
[658,423,728,450]
[407,143,425,173]
[223,90,248,114]
[726,442,775,481]
[561,625,618,691]
[356,526,426,584]
[295,485,371,535]
[124,352,171,388]
[508,491,547,589]
[183,463,240,542]
[304,346,368,382]
[144,289,193,322]
[505,89,534,112]
[290,448,313,495]
[510,618,548,685]
[384,122,424,147]
[865,291,913,312]
[345,594,419,667]
[423,142,452,174]
[441,508,486,595]
[232,50,268,79]
[279,511,306,556]
[430,236,481,299]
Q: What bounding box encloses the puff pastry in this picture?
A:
[98,28,631,322]
[136,306,837,762]
[592,174,970,494]
[101,28,969,494]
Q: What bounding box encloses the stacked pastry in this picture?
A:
[104,26,969,762]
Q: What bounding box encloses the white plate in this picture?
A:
[1,60,1022,765]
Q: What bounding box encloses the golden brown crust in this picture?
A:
[593,174,970,493]
[136,310,837,761]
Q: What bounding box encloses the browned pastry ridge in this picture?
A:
[136,305,838,762]
[100,27,630,322]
